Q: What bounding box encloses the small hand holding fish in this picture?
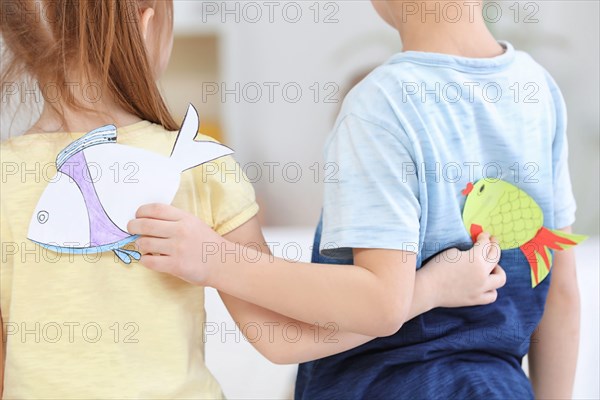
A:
[127,203,224,285]
[420,233,506,307]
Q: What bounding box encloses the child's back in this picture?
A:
[0,123,257,398]
[296,42,575,398]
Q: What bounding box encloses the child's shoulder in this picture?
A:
[1,132,63,163]
[119,121,222,156]
[350,46,553,93]
[339,44,565,125]
[0,122,223,170]
[334,62,416,136]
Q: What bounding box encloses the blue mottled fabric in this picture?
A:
[294,42,576,399]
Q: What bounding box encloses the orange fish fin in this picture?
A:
[548,229,588,250]
[536,248,552,287]
[520,242,541,287]
[470,224,483,243]
[521,227,585,288]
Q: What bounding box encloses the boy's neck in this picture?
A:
[399,22,504,58]
[389,2,504,58]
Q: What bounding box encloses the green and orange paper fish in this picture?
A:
[462,179,587,288]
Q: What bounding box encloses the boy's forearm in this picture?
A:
[211,240,445,340]
[220,266,438,364]
[528,234,580,398]
[208,246,416,337]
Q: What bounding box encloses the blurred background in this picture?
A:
[1,1,598,232]
[1,1,598,399]
[158,0,599,236]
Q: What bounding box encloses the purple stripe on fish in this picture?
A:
[59,151,130,247]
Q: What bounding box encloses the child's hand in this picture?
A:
[421,233,506,308]
[127,204,225,285]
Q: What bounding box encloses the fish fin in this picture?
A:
[529,260,537,288]
[113,249,132,264]
[119,248,141,261]
[56,125,117,168]
[170,104,234,172]
[521,242,541,287]
[470,224,483,243]
[521,226,585,288]
[531,247,552,288]
[521,243,550,288]
[548,229,588,250]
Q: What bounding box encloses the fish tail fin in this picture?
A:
[520,227,587,288]
[170,104,234,172]
[548,229,588,249]
[114,249,133,264]
[113,248,141,264]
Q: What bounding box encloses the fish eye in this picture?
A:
[37,210,49,224]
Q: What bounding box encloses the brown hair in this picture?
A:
[0,0,178,131]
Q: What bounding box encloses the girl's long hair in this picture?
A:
[0,0,178,131]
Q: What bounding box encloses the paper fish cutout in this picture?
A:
[27,104,233,264]
[462,178,586,288]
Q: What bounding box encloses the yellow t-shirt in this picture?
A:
[0,121,259,399]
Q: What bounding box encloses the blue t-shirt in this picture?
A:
[295,42,576,399]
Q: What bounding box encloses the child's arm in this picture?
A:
[218,284,373,364]
[131,206,414,336]
[129,204,505,338]
[528,226,580,398]
[215,218,503,364]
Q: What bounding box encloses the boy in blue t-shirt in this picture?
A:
[295,1,580,398]
[127,1,581,398]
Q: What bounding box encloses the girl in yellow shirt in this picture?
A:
[0,1,505,398]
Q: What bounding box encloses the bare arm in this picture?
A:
[214,217,417,337]
[528,226,580,399]
[220,218,372,363]
[219,217,441,363]
[206,228,499,338]
[212,216,501,364]
[218,268,447,364]
[218,287,375,364]
[129,205,505,353]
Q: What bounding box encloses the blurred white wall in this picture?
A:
[172,0,599,233]
[215,1,399,227]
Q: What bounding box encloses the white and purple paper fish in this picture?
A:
[27,105,233,263]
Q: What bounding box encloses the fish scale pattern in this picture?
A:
[488,188,543,249]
